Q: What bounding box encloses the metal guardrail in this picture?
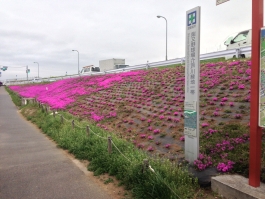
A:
[5,46,251,85]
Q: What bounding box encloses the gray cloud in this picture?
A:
[0,0,253,80]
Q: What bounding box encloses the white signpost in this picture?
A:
[216,0,229,5]
[184,6,201,163]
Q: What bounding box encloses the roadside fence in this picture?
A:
[5,46,251,86]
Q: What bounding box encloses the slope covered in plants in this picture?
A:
[10,59,265,182]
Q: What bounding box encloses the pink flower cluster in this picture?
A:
[217,160,235,172]
[194,153,212,171]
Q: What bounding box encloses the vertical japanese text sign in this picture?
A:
[184,6,201,163]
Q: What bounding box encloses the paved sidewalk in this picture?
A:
[0,87,112,199]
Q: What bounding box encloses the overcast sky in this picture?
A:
[0,0,254,80]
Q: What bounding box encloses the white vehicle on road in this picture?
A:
[31,78,42,83]
[224,29,251,59]
[80,65,101,75]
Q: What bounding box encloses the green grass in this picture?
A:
[5,86,22,107]
[156,57,226,69]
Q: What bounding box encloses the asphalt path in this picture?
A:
[0,86,112,199]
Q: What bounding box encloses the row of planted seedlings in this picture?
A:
[68,80,187,160]
[19,98,199,199]
[67,60,259,171]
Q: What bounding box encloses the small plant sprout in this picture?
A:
[201,123,209,128]
[153,129,161,134]
[220,102,225,106]
[238,84,245,89]
[147,146,154,151]
[180,136,185,141]
[213,111,219,117]
[234,114,242,119]
[148,135,154,140]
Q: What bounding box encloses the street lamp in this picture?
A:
[157,15,168,61]
[33,62,39,78]
[72,50,79,74]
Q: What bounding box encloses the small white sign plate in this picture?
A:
[184,101,197,111]
[216,0,229,5]
[184,127,197,137]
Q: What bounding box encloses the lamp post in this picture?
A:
[33,62,39,78]
[72,50,79,74]
[157,15,168,61]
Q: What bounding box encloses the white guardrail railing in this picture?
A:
[5,46,251,85]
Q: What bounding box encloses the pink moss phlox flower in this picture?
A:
[204,129,217,136]
[246,68,251,75]
[90,112,104,122]
[221,97,228,102]
[137,143,144,148]
[229,102,234,107]
[153,129,160,134]
[148,135,154,140]
[220,102,225,106]
[217,160,235,172]
[194,153,212,171]
[147,146,154,151]
[211,140,234,154]
[129,120,134,124]
[213,111,219,116]
[234,114,242,119]
[238,84,245,89]
[148,126,153,131]
[201,123,209,128]
[164,144,171,149]
[173,118,180,123]
[167,116,173,121]
[109,111,117,117]
[245,95,250,102]
[180,136,185,141]
[213,97,218,101]
[174,112,179,116]
[209,101,215,105]
[140,134,146,138]
[229,61,240,66]
[159,115,165,120]
[206,63,216,67]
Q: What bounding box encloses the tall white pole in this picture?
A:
[157,15,168,60]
